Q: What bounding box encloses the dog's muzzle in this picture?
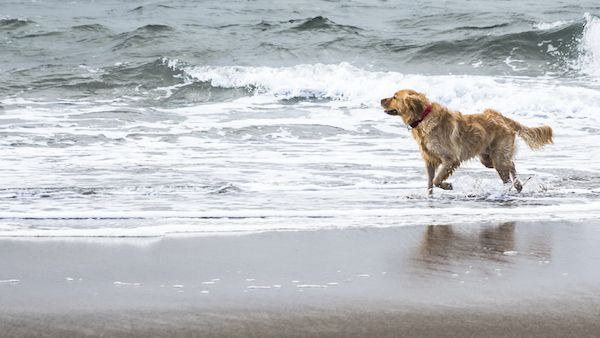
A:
[384,109,399,115]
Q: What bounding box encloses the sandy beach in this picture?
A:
[2,220,600,337]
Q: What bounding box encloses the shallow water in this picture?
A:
[1,1,600,236]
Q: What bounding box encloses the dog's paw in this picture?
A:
[513,180,523,193]
[437,182,453,190]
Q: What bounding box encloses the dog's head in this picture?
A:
[380,89,430,126]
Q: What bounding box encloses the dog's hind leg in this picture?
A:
[492,139,522,192]
[493,154,522,192]
[510,162,523,192]
[479,153,494,168]
[491,147,511,184]
[495,165,511,184]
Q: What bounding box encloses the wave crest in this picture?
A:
[0,17,34,30]
[172,60,600,126]
[574,13,600,78]
[112,25,175,51]
[183,62,374,101]
[289,16,361,32]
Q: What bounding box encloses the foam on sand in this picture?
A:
[1,200,600,237]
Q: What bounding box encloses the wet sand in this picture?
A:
[2,220,600,337]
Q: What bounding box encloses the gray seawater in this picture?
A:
[1,0,600,236]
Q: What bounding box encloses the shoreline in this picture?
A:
[2,220,600,337]
[2,199,600,237]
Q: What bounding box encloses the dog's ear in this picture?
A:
[403,92,426,115]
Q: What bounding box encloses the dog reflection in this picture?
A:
[418,222,516,265]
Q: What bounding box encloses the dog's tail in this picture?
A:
[505,116,553,150]
[518,124,553,149]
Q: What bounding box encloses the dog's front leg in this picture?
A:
[426,162,437,195]
[433,160,458,190]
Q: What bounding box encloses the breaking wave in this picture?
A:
[574,13,600,78]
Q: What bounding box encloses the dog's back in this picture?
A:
[461,109,553,153]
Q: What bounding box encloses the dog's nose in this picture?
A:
[380,98,387,106]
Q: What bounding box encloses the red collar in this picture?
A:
[409,105,433,129]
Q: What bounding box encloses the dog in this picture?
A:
[380,89,553,194]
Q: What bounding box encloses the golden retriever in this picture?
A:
[380,89,553,194]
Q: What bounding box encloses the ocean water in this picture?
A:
[1,0,600,237]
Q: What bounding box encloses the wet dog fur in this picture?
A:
[380,89,553,194]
